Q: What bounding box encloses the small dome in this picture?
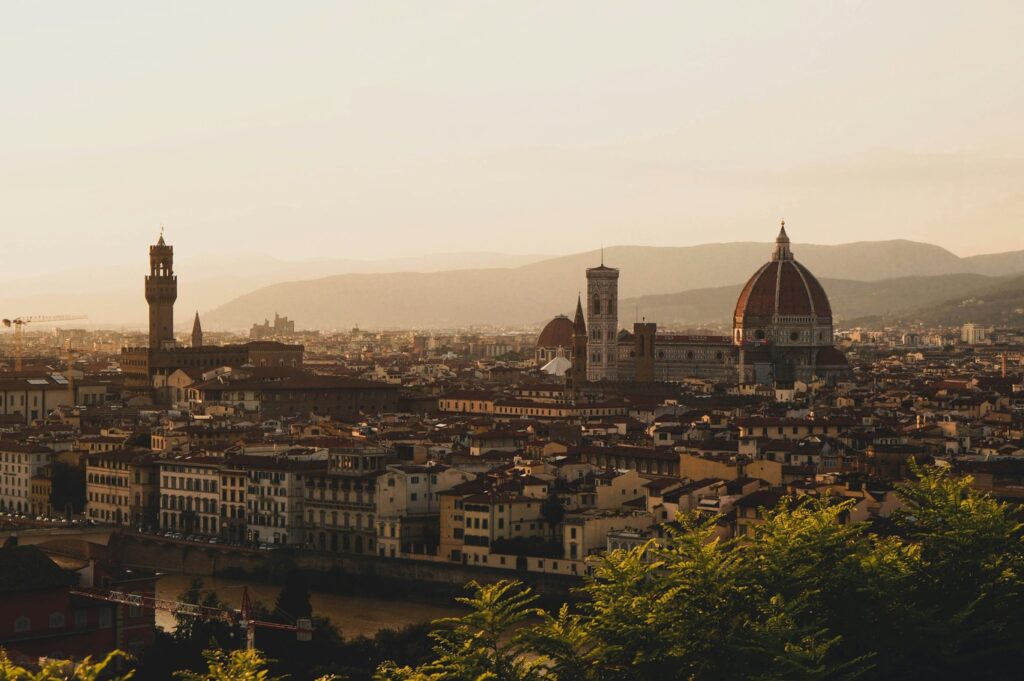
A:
[537,315,574,348]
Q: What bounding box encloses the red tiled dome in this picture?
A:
[734,259,832,321]
[537,315,574,348]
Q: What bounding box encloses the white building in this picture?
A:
[159,456,223,537]
[231,455,325,545]
[375,463,475,557]
[0,442,52,514]
[961,323,990,345]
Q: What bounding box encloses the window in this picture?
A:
[74,610,87,629]
[14,616,30,633]
[49,612,65,629]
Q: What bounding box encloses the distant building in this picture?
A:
[250,313,296,339]
[120,233,304,396]
[961,323,989,345]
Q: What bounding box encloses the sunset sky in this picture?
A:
[2,1,1023,277]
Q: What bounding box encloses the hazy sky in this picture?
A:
[2,1,1023,277]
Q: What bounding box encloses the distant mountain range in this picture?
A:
[4,239,1023,331]
[845,273,1024,328]
[201,240,1024,330]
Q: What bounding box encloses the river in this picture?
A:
[154,573,466,639]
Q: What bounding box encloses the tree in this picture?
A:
[49,460,85,515]
[0,650,129,681]
[376,580,545,681]
[173,579,235,647]
[174,648,341,681]
[541,490,566,541]
[273,566,313,621]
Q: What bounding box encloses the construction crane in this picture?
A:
[68,585,312,651]
[64,340,78,407]
[1,314,87,371]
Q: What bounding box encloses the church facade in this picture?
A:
[566,224,848,386]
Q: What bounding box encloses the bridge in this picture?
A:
[2,525,115,545]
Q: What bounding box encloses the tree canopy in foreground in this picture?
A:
[378,464,1024,681]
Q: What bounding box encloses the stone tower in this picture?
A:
[586,259,619,382]
[191,311,203,348]
[571,294,588,385]
[145,230,177,349]
[633,321,656,383]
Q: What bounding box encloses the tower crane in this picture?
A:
[64,340,79,407]
[1,314,87,371]
[68,584,312,651]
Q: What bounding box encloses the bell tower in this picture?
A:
[145,229,177,349]
[586,256,619,382]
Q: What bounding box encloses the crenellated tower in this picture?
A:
[145,229,177,349]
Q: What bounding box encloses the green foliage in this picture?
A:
[376,581,545,681]
[541,492,566,539]
[173,649,283,681]
[273,567,313,621]
[49,460,85,515]
[172,579,235,649]
[0,650,130,681]
[377,465,1024,681]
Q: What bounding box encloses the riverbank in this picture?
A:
[155,573,466,638]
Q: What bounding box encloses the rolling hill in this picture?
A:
[846,274,1024,327]
[202,240,1023,330]
[619,274,1002,328]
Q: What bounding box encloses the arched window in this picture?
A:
[14,616,30,633]
[49,612,65,629]
[592,296,601,315]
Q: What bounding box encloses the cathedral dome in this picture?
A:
[733,224,834,347]
[537,315,575,349]
[733,260,832,320]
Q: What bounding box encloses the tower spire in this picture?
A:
[772,220,792,261]
[192,311,203,348]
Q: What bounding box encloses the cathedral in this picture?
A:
[538,224,849,386]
